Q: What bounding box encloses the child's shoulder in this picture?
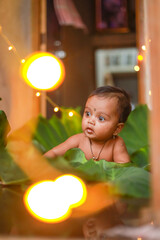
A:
[68,133,85,143]
[114,136,126,147]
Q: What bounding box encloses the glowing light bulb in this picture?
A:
[21,59,25,63]
[149,90,151,96]
[36,92,41,97]
[134,65,140,72]
[54,107,59,112]
[20,52,65,91]
[23,175,87,223]
[24,180,71,223]
[8,46,13,51]
[56,175,87,208]
[68,111,73,117]
[149,39,151,42]
[141,45,146,51]
[137,238,142,240]
[137,55,143,61]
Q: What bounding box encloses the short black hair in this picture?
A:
[89,86,131,123]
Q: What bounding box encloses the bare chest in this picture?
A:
[78,137,114,162]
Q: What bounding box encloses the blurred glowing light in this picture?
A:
[137,55,143,61]
[8,46,13,51]
[149,39,151,42]
[24,174,87,223]
[137,238,142,240]
[20,52,65,91]
[54,107,59,112]
[68,111,74,117]
[21,59,25,63]
[149,90,152,96]
[36,92,41,97]
[134,65,140,72]
[56,175,87,208]
[141,45,146,51]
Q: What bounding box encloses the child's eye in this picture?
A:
[99,116,105,121]
[85,111,91,117]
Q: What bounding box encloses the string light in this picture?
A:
[141,45,146,51]
[21,59,25,63]
[68,111,74,117]
[137,54,143,61]
[149,90,152,96]
[134,65,140,72]
[137,238,142,240]
[54,107,59,112]
[8,45,13,51]
[36,92,41,97]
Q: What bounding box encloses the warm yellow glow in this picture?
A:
[68,111,74,117]
[149,90,152,96]
[8,45,13,51]
[149,39,151,42]
[137,55,143,61]
[56,175,87,208]
[21,59,25,63]
[20,52,65,91]
[54,107,59,112]
[137,238,142,240]
[134,65,140,72]
[141,45,146,51]
[36,92,41,97]
[24,175,87,223]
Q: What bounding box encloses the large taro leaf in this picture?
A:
[47,148,150,198]
[60,107,82,137]
[119,104,149,155]
[0,148,28,185]
[0,110,11,148]
[107,167,150,198]
[32,107,82,153]
[130,145,150,169]
[33,115,67,152]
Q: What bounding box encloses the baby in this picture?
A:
[44,86,131,163]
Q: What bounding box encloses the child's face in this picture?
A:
[82,95,122,142]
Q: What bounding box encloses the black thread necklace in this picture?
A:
[89,139,106,161]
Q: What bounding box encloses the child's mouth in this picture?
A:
[86,128,94,134]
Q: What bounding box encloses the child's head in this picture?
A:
[89,86,131,123]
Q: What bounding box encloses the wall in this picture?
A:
[0,0,40,131]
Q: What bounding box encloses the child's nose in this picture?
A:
[88,117,95,125]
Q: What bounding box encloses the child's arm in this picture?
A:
[43,133,82,158]
[113,137,130,163]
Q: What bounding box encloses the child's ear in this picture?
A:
[114,123,124,135]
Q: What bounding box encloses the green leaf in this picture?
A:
[109,167,150,198]
[130,145,149,168]
[60,107,82,137]
[33,115,63,151]
[0,110,11,148]
[0,149,28,185]
[49,115,69,142]
[64,148,88,166]
[119,104,149,155]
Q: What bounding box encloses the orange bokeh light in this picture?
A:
[137,54,143,61]
[20,52,65,91]
[23,175,87,223]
